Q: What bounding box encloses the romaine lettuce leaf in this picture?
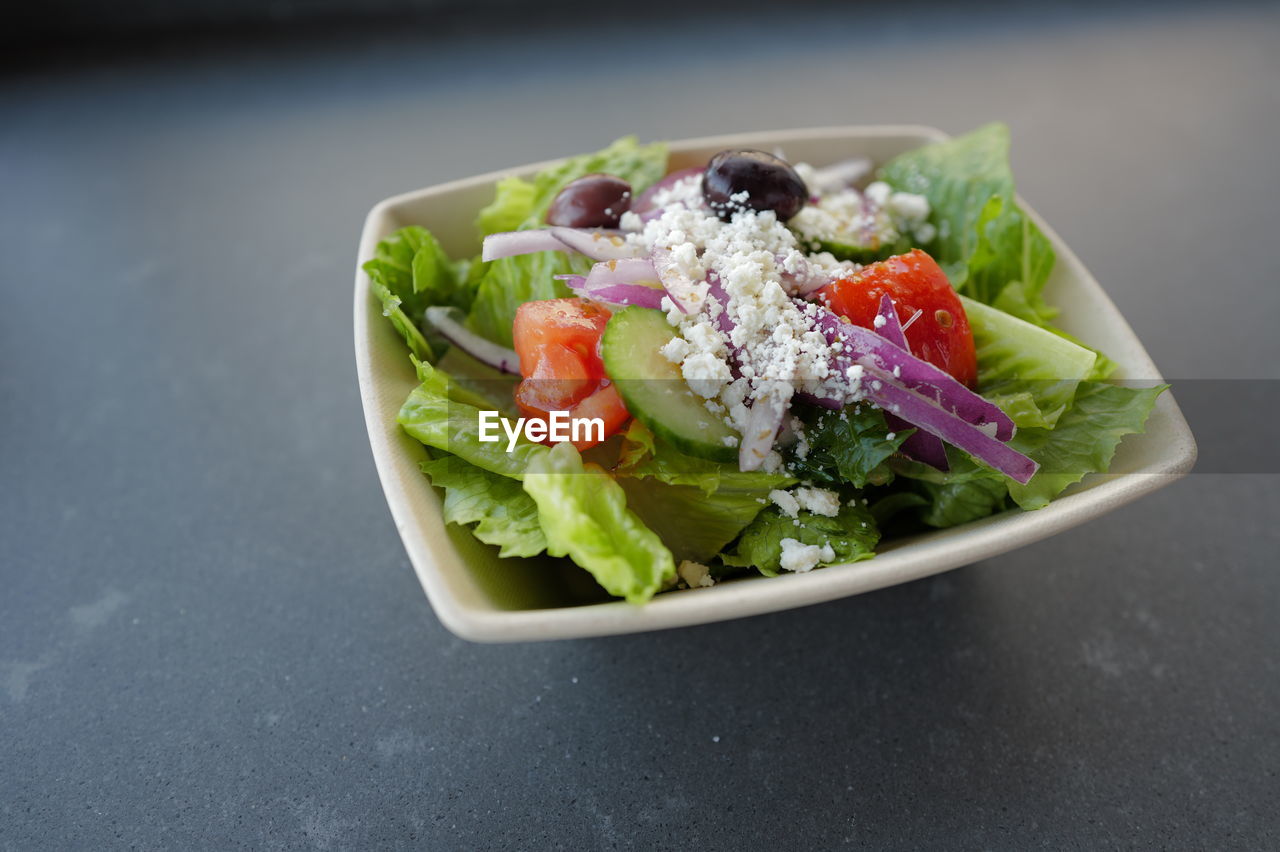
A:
[720,501,880,577]
[522,442,675,603]
[476,175,537,237]
[892,450,1012,528]
[466,251,590,348]
[617,420,795,495]
[615,421,791,562]
[890,381,1167,522]
[363,227,440,361]
[788,403,912,488]
[398,360,548,479]
[878,123,1054,311]
[1005,381,1167,510]
[420,455,547,557]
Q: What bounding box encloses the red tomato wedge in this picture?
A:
[815,249,978,387]
[512,298,629,449]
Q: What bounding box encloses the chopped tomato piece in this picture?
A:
[512,298,629,449]
[522,343,594,410]
[816,249,978,387]
[513,298,611,378]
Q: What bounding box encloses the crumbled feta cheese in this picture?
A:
[624,180,870,454]
[677,560,716,588]
[779,538,836,573]
[873,313,887,329]
[769,489,800,518]
[794,486,840,518]
[660,335,692,364]
[887,191,929,222]
[682,351,732,399]
[864,180,892,207]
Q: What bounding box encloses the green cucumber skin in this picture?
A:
[813,236,910,265]
[602,307,739,463]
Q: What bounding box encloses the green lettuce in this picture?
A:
[420,455,546,558]
[879,122,1054,316]
[891,451,1013,528]
[615,421,793,562]
[476,175,537,237]
[1005,381,1167,510]
[363,225,476,362]
[363,227,440,361]
[788,404,913,488]
[466,252,590,348]
[891,382,1167,523]
[397,360,548,479]
[721,501,880,577]
[522,442,675,603]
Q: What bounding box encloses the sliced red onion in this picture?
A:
[557,258,666,308]
[704,272,746,376]
[481,230,569,262]
[875,294,948,471]
[546,226,643,262]
[583,257,659,289]
[874,293,908,349]
[632,167,703,216]
[556,273,667,310]
[806,157,872,194]
[650,246,709,315]
[860,365,1037,484]
[806,301,1014,441]
[739,383,792,471]
[423,306,520,374]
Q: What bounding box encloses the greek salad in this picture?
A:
[365,125,1164,603]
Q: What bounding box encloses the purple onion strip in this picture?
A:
[557,276,666,310]
[860,365,1037,484]
[807,301,1014,441]
[875,294,949,471]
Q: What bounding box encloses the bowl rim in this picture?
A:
[354,124,1198,643]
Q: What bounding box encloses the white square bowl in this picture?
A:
[354,126,1197,642]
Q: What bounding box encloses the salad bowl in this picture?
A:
[354,126,1197,642]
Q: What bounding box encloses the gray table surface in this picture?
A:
[3,3,1278,849]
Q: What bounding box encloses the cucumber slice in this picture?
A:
[813,236,904,265]
[601,307,739,462]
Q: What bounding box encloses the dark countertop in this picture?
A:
[3,4,1277,848]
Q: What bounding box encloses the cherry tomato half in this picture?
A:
[816,249,978,387]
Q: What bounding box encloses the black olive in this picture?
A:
[545,174,633,228]
[701,149,807,222]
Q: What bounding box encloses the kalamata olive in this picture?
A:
[701,149,807,222]
[545,174,633,228]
